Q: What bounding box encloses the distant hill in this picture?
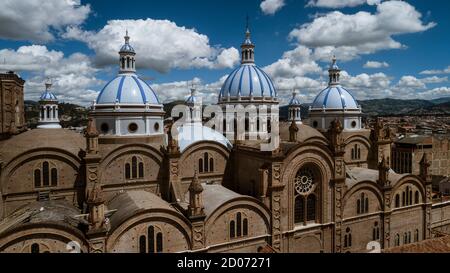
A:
[431,97,450,105]
[357,98,435,116]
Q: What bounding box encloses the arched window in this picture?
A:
[51,168,57,186]
[395,194,400,208]
[42,161,49,186]
[139,235,146,253]
[125,163,131,179]
[209,158,214,173]
[414,229,419,242]
[373,222,380,241]
[34,169,41,188]
[364,196,369,213]
[294,166,319,225]
[357,148,361,160]
[395,234,400,246]
[403,232,408,244]
[132,156,137,179]
[409,190,413,206]
[405,187,410,205]
[415,191,419,204]
[148,226,155,253]
[121,57,125,69]
[356,199,361,214]
[127,57,130,68]
[203,153,209,172]
[344,227,352,248]
[199,153,214,173]
[230,220,235,238]
[156,232,163,253]
[230,212,248,239]
[236,212,242,237]
[34,162,57,188]
[125,156,144,180]
[138,162,144,178]
[31,243,40,253]
[402,192,406,206]
[306,195,316,221]
[408,231,411,244]
[243,218,248,236]
[357,193,369,214]
[199,158,204,173]
[294,196,304,224]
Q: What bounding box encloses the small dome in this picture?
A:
[120,43,135,54]
[96,74,160,105]
[40,91,57,101]
[177,123,232,152]
[219,64,276,99]
[120,31,135,54]
[311,85,359,110]
[289,92,301,106]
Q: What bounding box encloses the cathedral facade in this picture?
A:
[0,27,450,253]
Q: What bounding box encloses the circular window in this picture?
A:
[128,123,138,133]
[100,123,109,133]
[294,168,315,194]
[351,121,357,128]
[154,122,160,132]
[313,121,318,128]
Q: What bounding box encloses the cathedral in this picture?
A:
[0,26,449,253]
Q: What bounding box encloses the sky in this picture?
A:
[0,0,449,106]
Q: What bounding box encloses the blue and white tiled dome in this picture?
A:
[219,64,276,99]
[311,85,359,110]
[96,74,160,105]
[289,92,301,106]
[40,91,58,101]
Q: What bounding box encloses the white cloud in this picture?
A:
[153,76,227,104]
[397,76,426,89]
[363,61,389,69]
[263,45,322,79]
[420,66,450,75]
[0,45,103,105]
[0,0,90,42]
[289,1,435,61]
[417,87,450,100]
[307,0,380,8]
[260,0,286,15]
[64,19,240,73]
[420,76,448,84]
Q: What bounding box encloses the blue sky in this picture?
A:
[0,0,449,106]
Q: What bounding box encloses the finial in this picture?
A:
[45,78,52,91]
[292,89,298,97]
[124,30,130,43]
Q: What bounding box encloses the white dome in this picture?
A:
[176,123,232,152]
[311,85,359,110]
[96,74,160,105]
[219,64,276,100]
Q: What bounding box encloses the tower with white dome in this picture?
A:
[37,80,61,129]
[218,21,279,142]
[90,32,164,138]
[288,90,302,124]
[309,56,362,132]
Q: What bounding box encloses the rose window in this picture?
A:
[294,168,315,194]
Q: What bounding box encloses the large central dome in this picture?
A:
[218,27,277,103]
[219,64,276,99]
[96,74,160,105]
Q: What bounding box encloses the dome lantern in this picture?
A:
[37,79,61,129]
[328,55,340,86]
[240,16,255,65]
[288,90,302,123]
[119,30,136,74]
